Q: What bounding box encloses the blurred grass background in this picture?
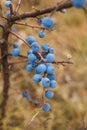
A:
[0,0,87,130]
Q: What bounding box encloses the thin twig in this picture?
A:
[14,21,45,30]
[10,86,22,95]
[1,16,8,20]
[50,0,64,16]
[8,53,28,59]
[9,30,30,48]
[8,59,28,65]
[24,108,42,127]
[41,88,46,105]
[15,0,22,13]
[10,6,13,14]
[41,72,47,105]
[82,112,86,129]
[52,61,73,65]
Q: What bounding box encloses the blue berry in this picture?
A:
[47,74,56,80]
[38,31,46,38]
[13,43,19,48]
[42,103,51,112]
[31,42,40,52]
[26,64,34,72]
[37,19,42,25]
[49,48,54,54]
[45,90,54,98]
[47,65,55,74]
[28,53,37,62]
[12,28,17,32]
[27,36,36,45]
[46,54,55,63]
[12,48,20,56]
[72,0,85,8]
[50,80,57,88]
[5,1,12,7]
[23,91,31,100]
[46,63,51,68]
[42,17,54,29]
[27,49,33,55]
[42,44,49,51]
[33,74,42,83]
[23,18,27,20]
[42,78,50,87]
[36,64,46,74]
[6,10,10,17]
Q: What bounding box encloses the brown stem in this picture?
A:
[8,59,28,65]
[1,16,8,21]
[8,53,28,59]
[42,88,45,105]
[9,30,30,48]
[0,28,10,129]
[52,61,73,65]
[10,0,72,22]
[14,21,45,29]
[15,0,22,13]
[41,72,47,105]
[50,0,64,16]
[10,6,13,14]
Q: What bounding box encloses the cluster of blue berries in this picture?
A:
[26,35,57,112]
[72,0,86,8]
[12,33,57,112]
[9,5,56,111]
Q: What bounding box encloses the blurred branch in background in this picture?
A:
[15,0,22,13]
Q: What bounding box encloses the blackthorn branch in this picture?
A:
[0,0,86,129]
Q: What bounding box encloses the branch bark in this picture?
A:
[0,24,12,129]
[0,21,5,29]
[0,35,9,130]
[10,0,72,22]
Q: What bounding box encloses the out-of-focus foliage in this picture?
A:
[0,0,87,130]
